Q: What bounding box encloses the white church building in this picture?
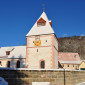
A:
[0,11,58,69]
[0,11,81,69]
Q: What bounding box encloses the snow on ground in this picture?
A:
[76,82,85,85]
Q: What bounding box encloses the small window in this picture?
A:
[37,22,45,26]
[6,51,10,55]
[76,66,78,70]
[42,22,45,26]
[37,18,46,27]
[37,22,41,26]
[38,22,41,25]
[37,49,38,52]
[68,64,69,67]
[35,36,40,41]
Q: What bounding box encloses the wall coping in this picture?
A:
[0,68,85,72]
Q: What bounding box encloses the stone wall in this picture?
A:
[0,68,85,85]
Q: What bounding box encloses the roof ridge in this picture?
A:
[59,52,78,54]
[26,11,54,37]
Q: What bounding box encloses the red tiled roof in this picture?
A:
[58,52,81,61]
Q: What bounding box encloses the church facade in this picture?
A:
[25,12,58,69]
[0,11,81,70]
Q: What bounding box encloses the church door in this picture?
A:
[7,61,10,68]
[40,61,45,69]
[16,60,20,68]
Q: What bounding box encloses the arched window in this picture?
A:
[16,60,20,68]
[7,61,10,68]
[40,60,45,69]
[0,61,2,66]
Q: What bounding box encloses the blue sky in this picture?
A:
[0,0,85,47]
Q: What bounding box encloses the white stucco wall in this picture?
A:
[26,34,58,69]
[10,59,25,68]
[0,59,25,68]
[10,60,16,68]
[54,48,58,69]
[0,60,7,67]
[28,47,52,69]
[28,34,53,47]
[54,36,58,69]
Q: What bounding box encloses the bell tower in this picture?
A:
[26,11,58,69]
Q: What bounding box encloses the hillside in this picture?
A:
[58,36,85,59]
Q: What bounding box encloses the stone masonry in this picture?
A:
[0,68,85,85]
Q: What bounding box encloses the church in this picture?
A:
[0,11,81,70]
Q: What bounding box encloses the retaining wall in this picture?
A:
[0,68,85,85]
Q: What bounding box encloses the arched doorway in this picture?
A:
[40,60,45,69]
[16,60,20,68]
[7,61,10,68]
[0,61,2,66]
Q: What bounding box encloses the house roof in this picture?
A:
[59,61,81,64]
[0,46,26,59]
[26,11,54,37]
[58,52,81,64]
[6,47,14,51]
